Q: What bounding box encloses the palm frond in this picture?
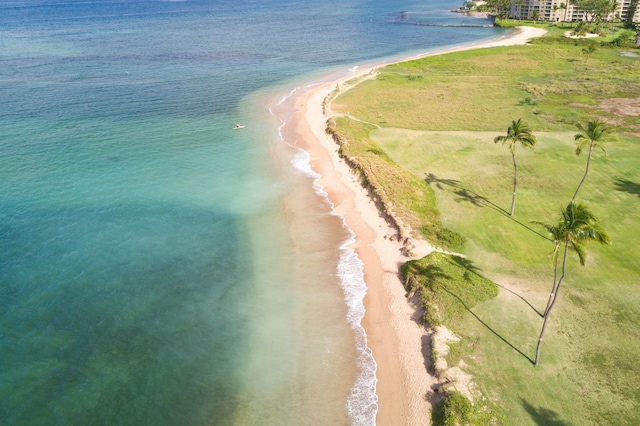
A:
[574,119,617,156]
[570,240,587,265]
[543,202,610,267]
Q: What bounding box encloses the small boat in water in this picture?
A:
[233,124,245,129]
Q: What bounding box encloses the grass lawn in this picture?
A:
[331,33,640,425]
[377,129,640,425]
[332,38,640,133]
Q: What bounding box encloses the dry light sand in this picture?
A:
[289,27,547,425]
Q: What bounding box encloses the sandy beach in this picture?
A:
[289,26,547,425]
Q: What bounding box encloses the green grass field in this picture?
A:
[332,33,640,425]
[332,39,640,133]
[378,129,640,425]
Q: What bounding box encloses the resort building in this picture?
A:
[508,0,640,23]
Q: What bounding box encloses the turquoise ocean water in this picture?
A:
[0,1,505,424]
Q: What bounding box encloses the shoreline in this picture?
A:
[288,26,547,425]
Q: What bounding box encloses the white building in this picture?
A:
[509,0,640,23]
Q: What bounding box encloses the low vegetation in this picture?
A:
[331,30,640,425]
[402,252,498,329]
[326,117,467,251]
[402,253,505,424]
[432,391,506,426]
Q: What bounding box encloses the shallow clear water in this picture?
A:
[0,1,505,424]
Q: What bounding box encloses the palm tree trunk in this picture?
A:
[543,244,561,317]
[572,143,594,202]
[511,151,517,216]
[535,237,570,366]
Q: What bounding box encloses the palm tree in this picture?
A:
[530,8,541,22]
[494,119,537,216]
[581,44,597,63]
[530,219,564,317]
[516,0,526,18]
[573,21,590,37]
[572,119,617,202]
[557,2,567,22]
[534,202,610,366]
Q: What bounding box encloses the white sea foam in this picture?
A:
[290,148,320,180]
[273,86,379,424]
[278,87,299,105]
[276,118,287,145]
[269,87,301,147]
[291,137,378,426]
[337,229,379,426]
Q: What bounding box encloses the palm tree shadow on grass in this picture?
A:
[432,257,535,364]
[425,173,505,212]
[450,256,543,317]
[521,398,573,426]
[439,284,535,364]
[409,256,535,363]
[425,173,551,242]
[614,177,640,198]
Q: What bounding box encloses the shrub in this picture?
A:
[432,392,507,426]
[435,227,467,251]
[432,392,473,426]
[401,252,497,328]
[608,30,637,48]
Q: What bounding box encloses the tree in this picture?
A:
[531,8,541,21]
[581,44,597,63]
[572,20,591,36]
[559,2,568,22]
[516,0,527,18]
[571,119,617,202]
[485,0,512,18]
[534,202,610,366]
[571,0,617,25]
[626,0,639,28]
[610,12,622,31]
[610,29,636,47]
[494,119,537,216]
[552,2,568,22]
[530,219,564,318]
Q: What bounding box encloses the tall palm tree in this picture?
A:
[557,2,567,22]
[572,119,617,202]
[530,220,564,317]
[534,202,610,366]
[494,118,537,216]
